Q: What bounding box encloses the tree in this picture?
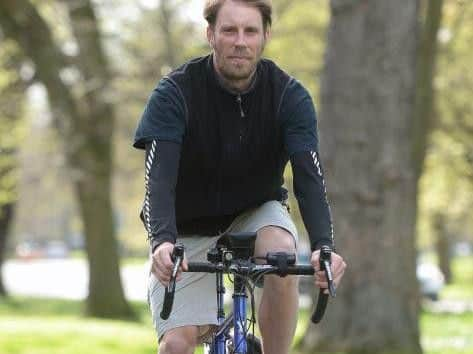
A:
[412,0,451,278]
[417,0,473,258]
[433,213,452,283]
[110,0,204,252]
[301,1,422,353]
[0,203,13,296]
[413,0,444,182]
[159,0,179,69]
[0,42,24,296]
[0,0,133,318]
[0,119,17,296]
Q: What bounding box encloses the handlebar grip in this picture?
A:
[187,262,218,273]
[160,243,184,320]
[311,290,329,323]
[160,282,175,320]
[285,265,314,275]
[310,245,333,324]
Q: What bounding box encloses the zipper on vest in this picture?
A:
[236,95,245,118]
[237,95,245,142]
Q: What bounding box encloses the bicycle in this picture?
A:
[160,231,336,354]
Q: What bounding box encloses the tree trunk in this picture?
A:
[0,0,134,318]
[159,0,178,68]
[433,213,452,284]
[0,203,14,296]
[413,0,444,181]
[0,137,16,298]
[413,0,445,287]
[64,0,134,319]
[301,1,422,353]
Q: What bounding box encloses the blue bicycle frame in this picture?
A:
[209,269,248,354]
[233,278,248,353]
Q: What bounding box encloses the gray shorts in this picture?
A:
[147,200,298,341]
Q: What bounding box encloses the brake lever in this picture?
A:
[170,244,184,278]
[323,258,336,298]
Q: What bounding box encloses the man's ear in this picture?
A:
[262,27,271,51]
[264,27,272,42]
[207,26,215,49]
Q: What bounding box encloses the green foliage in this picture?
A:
[266,0,329,97]
[417,0,473,247]
[268,1,330,243]
[107,1,208,252]
[0,40,25,210]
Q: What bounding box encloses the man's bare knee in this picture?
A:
[159,326,198,354]
[256,226,296,257]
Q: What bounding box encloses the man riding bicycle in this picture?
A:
[133,1,346,353]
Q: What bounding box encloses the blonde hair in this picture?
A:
[204,0,272,30]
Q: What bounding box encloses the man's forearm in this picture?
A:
[143,140,181,252]
[290,150,334,251]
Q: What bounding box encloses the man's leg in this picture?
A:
[158,326,199,354]
[255,226,299,354]
[148,236,221,354]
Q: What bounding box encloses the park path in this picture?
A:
[3,258,149,301]
[2,258,316,308]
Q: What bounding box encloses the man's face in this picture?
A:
[207,0,269,82]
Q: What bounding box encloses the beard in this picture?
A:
[214,41,265,82]
[219,56,257,80]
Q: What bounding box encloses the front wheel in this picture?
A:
[225,333,262,354]
[246,333,262,354]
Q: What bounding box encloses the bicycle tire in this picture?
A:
[225,333,262,354]
[246,333,262,354]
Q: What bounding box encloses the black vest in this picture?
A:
[169,55,291,234]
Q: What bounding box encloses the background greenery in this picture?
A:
[0,0,472,353]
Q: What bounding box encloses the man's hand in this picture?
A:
[152,242,188,287]
[311,249,346,295]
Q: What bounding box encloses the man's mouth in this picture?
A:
[228,55,250,61]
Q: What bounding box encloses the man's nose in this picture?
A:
[235,30,247,47]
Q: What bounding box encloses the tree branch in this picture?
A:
[0,0,80,147]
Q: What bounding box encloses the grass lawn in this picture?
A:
[421,311,473,354]
[0,297,312,354]
[1,298,471,354]
[441,256,473,301]
[0,256,471,354]
[0,298,155,354]
[419,255,473,354]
